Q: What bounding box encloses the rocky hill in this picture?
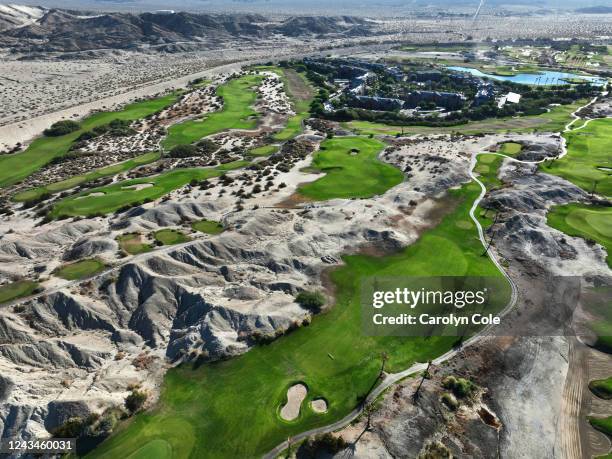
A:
[0,6,374,52]
[0,4,45,32]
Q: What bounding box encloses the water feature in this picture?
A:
[447,66,607,86]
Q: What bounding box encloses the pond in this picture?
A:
[447,66,606,86]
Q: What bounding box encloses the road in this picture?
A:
[0,42,396,149]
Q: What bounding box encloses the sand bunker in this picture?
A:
[310,398,328,413]
[76,192,104,199]
[122,183,153,191]
[279,383,307,421]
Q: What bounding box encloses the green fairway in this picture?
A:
[163,75,264,149]
[87,179,509,459]
[49,161,247,218]
[0,280,39,304]
[542,118,612,198]
[589,377,612,399]
[299,137,403,200]
[191,220,224,235]
[53,259,106,280]
[117,233,153,255]
[589,416,612,437]
[0,93,179,189]
[13,152,161,203]
[154,229,191,245]
[547,204,611,268]
[345,100,589,137]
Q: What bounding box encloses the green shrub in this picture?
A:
[441,392,458,410]
[442,375,475,398]
[168,144,198,158]
[43,120,80,137]
[295,291,325,311]
[124,390,147,413]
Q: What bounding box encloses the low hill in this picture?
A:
[0,5,375,52]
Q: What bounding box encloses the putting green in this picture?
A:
[49,161,248,218]
[126,439,172,459]
[547,203,611,268]
[0,93,179,189]
[542,118,612,198]
[117,233,152,255]
[299,137,403,200]
[191,220,224,235]
[0,280,39,304]
[87,180,509,459]
[54,259,106,280]
[154,229,191,245]
[14,152,161,203]
[163,74,264,149]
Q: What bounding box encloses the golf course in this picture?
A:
[87,176,510,459]
[542,117,612,198]
[547,203,611,268]
[49,161,248,218]
[0,93,180,189]
[299,137,404,200]
[162,74,264,149]
[13,151,162,203]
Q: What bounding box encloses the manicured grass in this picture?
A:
[191,220,224,235]
[474,154,504,229]
[345,100,589,137]
[499,142,522,157]
[299,137,403,200]
[53,259,106,280]
[249,145,278,157]
[274,113,308,141]
[541,118,612,198]
[589,416,612,437]
[127,439,173,459]
[49,161,248,218]
[13,151,161,203]
[589,377,612,399]
[117,233,153,255]
[163,75,264,149]
[87,180,509,459]
[547,204,611,268]
[0,93,179,189]
[154,229,191,246]
[0,280,39,304]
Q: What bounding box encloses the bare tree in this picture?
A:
[413,361,432,403]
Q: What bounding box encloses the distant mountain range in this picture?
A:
[575,5,612,13]
[0,5,374,52]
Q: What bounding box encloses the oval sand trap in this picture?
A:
[280,383,307,421]
[310,398,328,413]
[122,183,153,191]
